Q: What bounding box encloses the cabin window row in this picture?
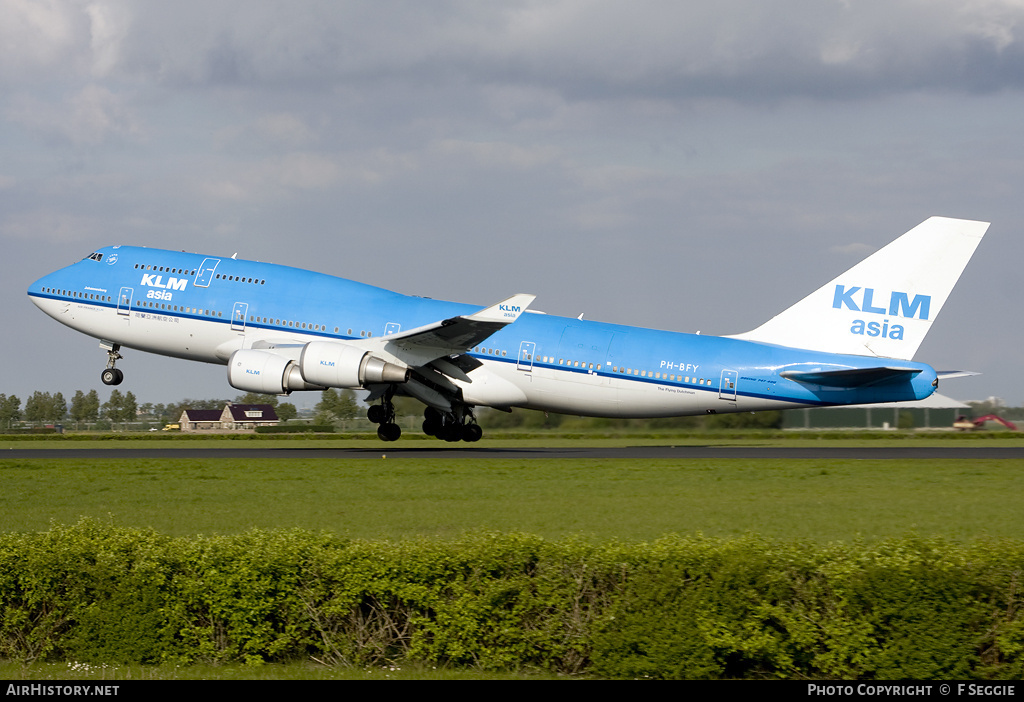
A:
[534,352,711,385]
[135,264,195,275]
[473,347,508,357]
[613,366,709,384]
[132,263,267,285]
[248,316,335,332]
[138,300,223,317]
[41,287,112,302]
[246,317,381,339]
[216,274,266,284]
[555,358,599,370]
[532,353,707,384]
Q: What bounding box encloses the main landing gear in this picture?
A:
[421,406,483,443]
[368,391,483,443]
[100,343,124,386]
[366,389,402,442]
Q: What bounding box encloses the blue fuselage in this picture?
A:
[28,245,938,417]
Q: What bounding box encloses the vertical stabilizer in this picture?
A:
[729,217,989,360]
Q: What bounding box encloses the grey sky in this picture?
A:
[3,0,1022,410]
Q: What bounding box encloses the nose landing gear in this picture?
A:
[100,342,124,386]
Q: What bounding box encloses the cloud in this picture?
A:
[197,151,354,203]
[430,139,563,170]
[8,1,1024,103]
[1,209,100,243]
[6,83,140,145]
[0,0,88,81]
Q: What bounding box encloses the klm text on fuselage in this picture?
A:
[140,274,188,302]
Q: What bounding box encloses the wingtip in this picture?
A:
[469,293,537,323]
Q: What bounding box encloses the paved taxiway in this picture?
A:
[5,446,1024,460]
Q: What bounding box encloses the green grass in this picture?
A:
[5,435,1023,680]
[0,659,557,680]
[2,455,1023,541]
[3,430,1024,450]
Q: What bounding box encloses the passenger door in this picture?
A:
[195,259,220,288]
[719,369,738,401]
[517,340,536,371]
[231,302,248,331]
[117,287,133,316]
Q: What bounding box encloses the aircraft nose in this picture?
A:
[27,272,61,312]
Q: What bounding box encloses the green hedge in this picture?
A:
[1,520,1022,678]
[253,425,336,434]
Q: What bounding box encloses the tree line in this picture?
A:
[0,390,333,431]
[0,387,372,432]
[1,386,787,432]
[0,390,143,430]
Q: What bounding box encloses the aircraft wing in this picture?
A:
[780,366,922,388]
[363,293,537,367]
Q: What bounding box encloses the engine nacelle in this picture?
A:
[227,349,323,395]
[299,340,410,388]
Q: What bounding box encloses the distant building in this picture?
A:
[177,408,222,432]
[179,403,280,432]
[782,393,969,430]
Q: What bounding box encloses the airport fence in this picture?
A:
[0,520,1022,679]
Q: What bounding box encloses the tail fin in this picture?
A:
[729,216,989,360]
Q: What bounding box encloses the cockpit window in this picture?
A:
[83,252,104,262]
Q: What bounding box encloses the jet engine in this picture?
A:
[299,341,410,388]
[227,349,323,395]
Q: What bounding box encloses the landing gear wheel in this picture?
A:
[367,404,386,424]
[442,423,463,442]
[101,368,123,386]
[463,424,483,443]
[100,342,124,386]
[422,407,443,437]
[377,423,402,442]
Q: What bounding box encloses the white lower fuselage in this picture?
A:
[28,282,935,419]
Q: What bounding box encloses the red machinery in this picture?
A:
[953,414,1018,431]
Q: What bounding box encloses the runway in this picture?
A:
[5,445,1024,460]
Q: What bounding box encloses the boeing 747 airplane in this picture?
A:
[27,216,988,441]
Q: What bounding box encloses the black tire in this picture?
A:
[463,424,483,442]
[101,368,123,386]
[377,423,401,442]
[367,405,385,424]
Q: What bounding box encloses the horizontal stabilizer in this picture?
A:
[937,370,981,380]
[780,366,922,388]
